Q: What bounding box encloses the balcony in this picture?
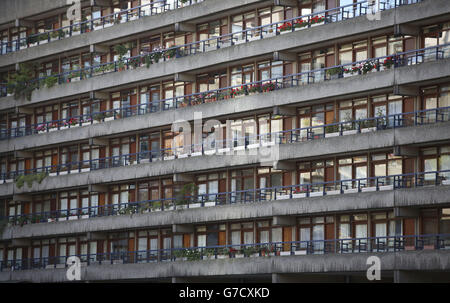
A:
[0,0,204,56]
[1,43,449,147]
[1,0,433,104]
[3,169,450,227]
[0,234,449,283]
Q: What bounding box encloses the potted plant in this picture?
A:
[325,123,340,137]
[44,76,58,88]
[326,67,344,79]
[383,56,395,69]
[38,33,49,44]
[50,31,60,41]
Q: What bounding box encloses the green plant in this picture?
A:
[39,34,49,42]
[326,66,344,77]
[50,31,60,39]
[44,76,58,88]
[175,183,198,206]
[15,172,48,189]
[6,63,38,101]
[93,113,106,121]
[325,123,339,134]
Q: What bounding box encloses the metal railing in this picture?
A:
[0,0,426,98]
[4,169,450,226]
[1,233,449,272]
[1,106,449,183]
[0,0,203,56]
[1,42,449,139]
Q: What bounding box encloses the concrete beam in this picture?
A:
[273,0,298,7]
[393,85,420,96]
[13,194,32,202]
[272,216,296,226]
[172,224,195,233]
[15,19,34,28]
[89,138,108,146]
[15,106,33,115]
[273,51,297,62]
[394,270,450,283]
[394,207,420,218]
[272,160,296,171]
[88,184,108,193]
[90,91,109,100]
[12,239,31,247]
[87,232,108,241]
[273,106,296,117]
[394,146,419,157]
[90,44,110,54]
[173,173,195,183]
[91,0,111,6]
[174,73,196,83]
[14,150,33,159]
[174,22,196,33]
[172,277,191,283]
[394,24,420,37]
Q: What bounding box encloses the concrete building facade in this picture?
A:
[0,0,450,283]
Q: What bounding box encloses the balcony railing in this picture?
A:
[1,106,449,184]
[1,233,449,272]
[1,42,449,139]
[0,0,203,56]
[4,169,450,226]
[0,0,426,99]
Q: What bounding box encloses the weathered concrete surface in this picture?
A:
[0,250,449,282]
[1,58,450,154]
[0,0,271,67]
[1,185,449,240]
[0,0,76,26]
[2,0,449,107]
[1,120,449,197]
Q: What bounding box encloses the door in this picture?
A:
[325,222,335,252]
[403,218,415,248]
[282,227,292,252]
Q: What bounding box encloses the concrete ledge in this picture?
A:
[0,250,449,282]
[2,185,449,240]
[2,58,450,154]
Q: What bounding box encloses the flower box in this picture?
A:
[379,185,394,191]
[217,148,231,154]
[276,194,291,200]
[104,116,115,122]
[176,257,188,261]
[344,188,359,194]
[178,153,189,158]
[280,251,292,256]
[234,254,245,258]
[113,259,123,264]
[189,203,201,208]
[151,207,161,212]
[60,126,69,130]
[310,192,324,197]
[247,144,260,149]
[57,217,67,222]
[234,145,245,151]
[59,171,68,175]
[81,122,91,127]
[68,215,78,220]
[204,149,216,155]
[292,193,307,199]
[361,187,377,192]
[202,255,215,260]
[140,158,150,164]
[325,132,340,138]
[163,155,175,161]
[39,39,48,45]
[343,129,358,136]
[361,127,377,133]
[47,218,56,223]
[176,204,187,210]
[81,215,89,219]
[104,23,114,28]
[326,190,341,196]
[81,168,90,173]
[69,169,79,174]
[191,152,202,157]
[38,130,46,135]
[442,180,450,185]
[294,250,307,256]
[217,255,228,259]
[261,141,275,147]
[424,245,435,250]
[48,128,58,132]
[204,202,216,207]
[49,172,57,177]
